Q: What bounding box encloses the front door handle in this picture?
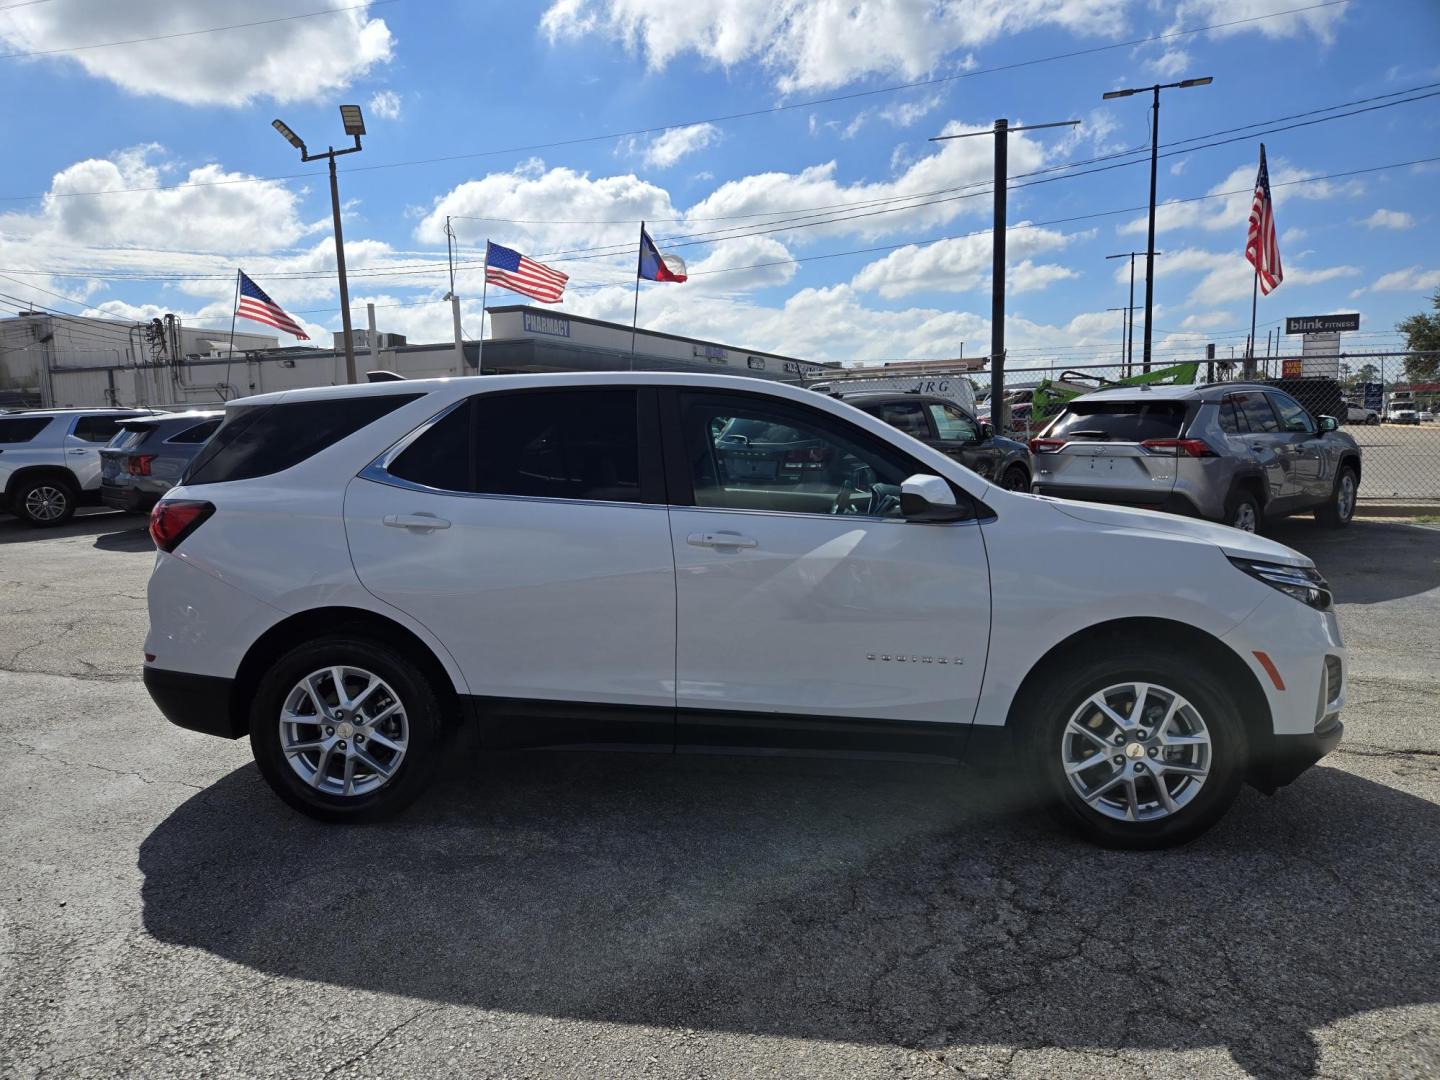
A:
[687,531,758,549]
[68,449,89,455]
[383,513,451,531]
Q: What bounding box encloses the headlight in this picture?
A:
[1228,557,1332,611]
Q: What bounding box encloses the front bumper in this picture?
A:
[144,666,244,739]
[1250,718,1343,794]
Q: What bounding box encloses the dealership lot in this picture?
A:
[1,510,1437,1079]
[1345,422,1440,500]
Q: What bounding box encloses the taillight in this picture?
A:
[1029,437,1065,453]
[149,500,214,553]
[1141,438,1217,458]
[126,454,156,476]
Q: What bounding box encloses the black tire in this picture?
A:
[12,476,77,527]
[1366,414,1380,426]
[249,636,446,823]
[1000,464,1031,492]
[1315,464,1357,529]
[1024,644,1248,849]
[1223,487,1262,533]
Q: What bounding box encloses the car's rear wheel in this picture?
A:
[14,476,77,527]
[1025,645,1247,849]
[1000,464,1031,492]
[1366,414,1380,425]
[1316,465,1357,528]
[1224,488,1261,533]
[249,636,445,822]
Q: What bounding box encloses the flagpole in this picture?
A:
[629,221,643,372]
[223,268,241,401]
[478,241,489,374]
[1246,263,1259,380]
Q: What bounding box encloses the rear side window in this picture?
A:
[186,394,420,485]
[1047,400,1186,441]
[112,425,155,451]
[72,415,125,443]
[165,419,222,444]
[872,402,929,439]
[1232,391,1280,434]
[387,404,473,493]
[0,417,51,443]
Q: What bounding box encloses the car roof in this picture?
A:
[1,407,157,417]
[121,410,224,424]
[1068,382,1277,404]
[830,390,951,406]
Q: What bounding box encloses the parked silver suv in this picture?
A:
[1030,384,1361,532]
[0,408,157,526]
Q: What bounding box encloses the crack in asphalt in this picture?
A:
[321,1005,438,1077]
[1335,744,1440,760]
[13,738,204,792]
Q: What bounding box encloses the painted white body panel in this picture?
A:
[344,479,677,707]
[668,507,989,722]
[144,371,1342,749]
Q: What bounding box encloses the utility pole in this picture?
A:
[1106,251,1161,375]
[272,106,368,384]
[930,116,1079,433]
[1103,77,1212,371]
[444,215,464,371]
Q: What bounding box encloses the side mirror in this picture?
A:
[1318,415,1338,432]
[901,474,969,523]
[978,423,995,441]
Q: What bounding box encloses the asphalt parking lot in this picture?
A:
[2,509,1437,1080]
[1345,423,1440,500]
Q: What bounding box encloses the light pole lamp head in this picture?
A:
[272,118,307,153]
[339,105,366,137]
[1176,76,1214,88]
[1102,88,1138,100]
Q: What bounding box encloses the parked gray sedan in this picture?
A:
[99,411,223,514]
[1030,383,1361,532]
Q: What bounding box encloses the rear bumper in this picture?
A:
[101,483,158,513]
[1031,483,1201,518]
[1250,719,1343,794]
[143,665,244,739]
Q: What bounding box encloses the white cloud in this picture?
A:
[542,0,1130,92]
[0,0,393,106]
[625,123,722,168]
[368,89,403,121]
[1178,311,1235,330]
[1361,208,1415,230]
[1147,246,1361,305]
[850,224,1075,299]
[1361,267,1440,294]
[1147,47,1191,78]
[684,236,798,292]
[1169,0,1349,44]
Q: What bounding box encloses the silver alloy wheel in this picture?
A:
[1232,502,1257,532]
[279,666,408,797]
[23,484,69,522]
[1337,472,1355,521]
[1060,681,1212,823]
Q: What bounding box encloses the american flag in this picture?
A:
[1245,143,1283,296]
[236,271,309,340]
[484,242,568,303]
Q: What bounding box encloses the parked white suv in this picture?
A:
[1,407,157,525]
[143,373,1344,848]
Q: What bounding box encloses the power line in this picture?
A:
[0,1,398,61]
[0,0,1353,203]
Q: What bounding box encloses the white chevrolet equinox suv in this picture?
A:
[143,373,1344,848]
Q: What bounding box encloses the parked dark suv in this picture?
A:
[834,391,1034,491]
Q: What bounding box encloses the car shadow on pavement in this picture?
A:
[0,509,143,545]
[91,526,156,553]
[1264,518,1440,605]
[139,752,1440,1079]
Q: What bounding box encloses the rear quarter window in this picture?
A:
[1047,400,1187,441]
[165,419,222,444]
[185,394,421,485]
[111,425,154,450]
[0,417,51,443]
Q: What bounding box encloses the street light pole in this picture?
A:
[930,116,1079,434]
[1106,250,1162,375]
[272,106,367,384]
[1102,77,1211,372]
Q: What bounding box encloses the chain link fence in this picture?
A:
[968,351,1439,502]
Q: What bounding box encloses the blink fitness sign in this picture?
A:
[1285,314,1360,335]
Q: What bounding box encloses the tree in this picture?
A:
[1397,291,1440,385]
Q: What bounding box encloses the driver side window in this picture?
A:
[1268,393,1315,434]
[682,394,912,518]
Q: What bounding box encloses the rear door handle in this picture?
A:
[687,531,758,549]
[383,513,451,531]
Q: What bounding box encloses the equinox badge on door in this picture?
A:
[867,654,963,665]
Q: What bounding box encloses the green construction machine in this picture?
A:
[1010,360,1203,434]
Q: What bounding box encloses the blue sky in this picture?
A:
[0,0,1437,370]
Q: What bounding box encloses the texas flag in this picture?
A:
[638,224,687,283]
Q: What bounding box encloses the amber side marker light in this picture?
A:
[1253,651,1286,691]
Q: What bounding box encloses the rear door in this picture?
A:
[68,414,135,491]
[1034,399,1187,505]
[344,387,677,748]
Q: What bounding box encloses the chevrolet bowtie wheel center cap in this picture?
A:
[1124,741,1146,759]
[336,721,355,740]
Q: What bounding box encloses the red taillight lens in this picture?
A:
[1029,437,1065,453]
[126,454,156,476]
[1141,438,1216,458]
[149,500,214,553]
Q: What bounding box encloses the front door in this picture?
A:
[1226,391,1293,503]
[345,387,677,748]
[664,390,991,757]
[1267,391,1330,504]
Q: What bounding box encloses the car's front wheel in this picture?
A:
[1026,645,1248,849]
[14,476,77,527]
[249,636,446,822]
[1316,465,1357,528]
[1000,464,1031,492]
